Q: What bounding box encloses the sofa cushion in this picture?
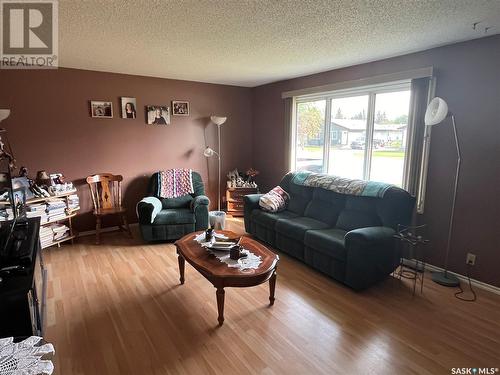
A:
[160,194,193,209]
[251,209,299,228]
[336,196,382,231]
[153,208,195,225]
[285,181,313,215]
[304,228,347,262]
[275,216,329,241]
[376,187,416,228]
[304,188,346,226]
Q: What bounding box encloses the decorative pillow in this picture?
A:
[259,186,290,212]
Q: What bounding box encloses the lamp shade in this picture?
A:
[0,109,10,122]
[203,147,216,157]
[210,115,227,126]
[424,97,449,126]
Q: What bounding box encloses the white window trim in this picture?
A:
[291,81,413,188]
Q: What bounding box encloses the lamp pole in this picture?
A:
[430,113,461,287]
[217,123,221,212]
[208,115,227,212]
[443,115,460,278]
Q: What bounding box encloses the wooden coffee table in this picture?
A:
[174,231,279,326]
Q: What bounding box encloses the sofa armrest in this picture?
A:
[137,196,163,224]
[192,195,210,231]
[243,194,263,233]
[345,226,396,244]
[344,226,398,290]
[244,194,263,209]
[192,194,209,210]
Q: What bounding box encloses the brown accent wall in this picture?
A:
[252,35,500,287]
[0,68,253,232]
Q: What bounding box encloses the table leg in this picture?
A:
[177,251,185,285]
[269,269,277,306]
[216,287,225,326]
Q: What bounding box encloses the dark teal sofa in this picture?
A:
[244,172,415,290]
[137,171,209,241]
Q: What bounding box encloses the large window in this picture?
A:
[293,83,411,187]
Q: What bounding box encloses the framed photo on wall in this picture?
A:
[121,97,137,119]
[90,101,113,118]
[172,101,189,116]
[146,105,170,125]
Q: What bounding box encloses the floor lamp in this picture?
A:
[424,97,460,287]
[204,115,227,212]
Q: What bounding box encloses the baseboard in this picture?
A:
[424,263,500,296]
[78,222,139,238]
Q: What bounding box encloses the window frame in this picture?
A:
[292,81,413,188]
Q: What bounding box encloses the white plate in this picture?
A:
[207,242,235,251]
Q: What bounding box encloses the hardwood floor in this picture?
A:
[43,218,500,374]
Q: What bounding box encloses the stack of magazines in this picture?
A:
[51,223,69,241]
[26,203,48,222]
[39,226,55,248]
[46,199,67,222]
[39,223,70,248]
[67,194,80,211]
[0,207,14,221]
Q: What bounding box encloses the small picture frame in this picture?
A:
[49,173,65,186]
[12,187,26,207]
[146,105,170,125]
[90,101,113,118]
[11,176,34,200]
[172,101,189,116]
[121,97,137,119]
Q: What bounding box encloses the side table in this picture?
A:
[393,224,429,296]
[226,187,259,216]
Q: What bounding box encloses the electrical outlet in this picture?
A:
[466,252,476,266]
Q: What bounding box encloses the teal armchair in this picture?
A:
[137,171,210,241]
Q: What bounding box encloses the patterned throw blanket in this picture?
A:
[292,171,393,198]
[158,169,194,198]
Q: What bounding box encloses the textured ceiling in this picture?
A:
[59,0,500,87]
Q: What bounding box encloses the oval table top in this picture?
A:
[174,231,279,287]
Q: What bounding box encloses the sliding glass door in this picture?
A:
[293,84,411,187]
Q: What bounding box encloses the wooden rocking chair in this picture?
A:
[86,173,132,244]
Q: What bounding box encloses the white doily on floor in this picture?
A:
[0,336,54,375]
